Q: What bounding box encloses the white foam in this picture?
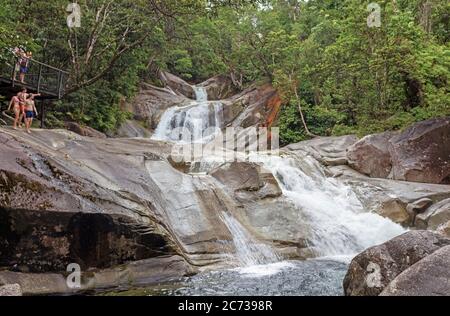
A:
[234,261,295,278]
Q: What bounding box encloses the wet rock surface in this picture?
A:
[0,255,193,295]
[223,83,282,129]
[209,162,282,200]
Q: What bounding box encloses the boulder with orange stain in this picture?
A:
[222,82,283,130]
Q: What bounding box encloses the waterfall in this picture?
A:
[194,86,208,102]
[152,85,405,266]
[221,212,280,267]
[258,153,405,257]
[152,86,222,143]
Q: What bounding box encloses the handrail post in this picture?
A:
[37,63,43,93]
[57,71,63,99]
[40,100,45,129]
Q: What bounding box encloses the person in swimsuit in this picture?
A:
[24,93,40,134]
[13,47,25,81]
[17,88,29,128]
[7,94,22,130]
[19,52,32,84]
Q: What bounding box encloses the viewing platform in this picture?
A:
[0,56,69,100]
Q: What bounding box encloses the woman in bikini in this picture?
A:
[7,94,22,130]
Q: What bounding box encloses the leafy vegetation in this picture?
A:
[0,0,448,138]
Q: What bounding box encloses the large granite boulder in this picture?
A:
[199,75,238,100]
[222,83,282,129]
[125,82,191,130]
[416,198,450,230]
[345,117,450,184]
[347,132,396,178]
[379,245,450,296]
[389,117,450,184]
[288,135,359,167]
[343,231,450,296]
[159,71,195,99]
[209,162,282,201]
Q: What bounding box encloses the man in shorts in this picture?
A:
[24,93,40,134]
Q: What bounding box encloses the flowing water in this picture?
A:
[138,86,405,296]
[152,86,222,143]
[259,154,404,257]
[221,212,280,266]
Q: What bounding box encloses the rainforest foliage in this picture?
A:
[0,0,448,141]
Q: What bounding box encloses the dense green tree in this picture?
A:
[0,0,448,136]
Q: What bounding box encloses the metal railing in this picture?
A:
[0,56,69,99]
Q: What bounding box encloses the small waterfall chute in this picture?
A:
[152,86,222,143]
[221,212,280,267]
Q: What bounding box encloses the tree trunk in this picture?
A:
[419,0,433,33]
[293,87,316,137]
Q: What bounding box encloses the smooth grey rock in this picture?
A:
[115,120,151,138]
[65,122,107,139]
[287,135,359,166]
[378,199,410,226]
[0,256,193,296]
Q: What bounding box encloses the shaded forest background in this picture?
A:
[0,0,448,144]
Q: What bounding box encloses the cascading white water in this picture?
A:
[257,153,405,257]
[152,85,405,266]
[152,86,222,143]
[194,86,208,102]
[221,212,280,266]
